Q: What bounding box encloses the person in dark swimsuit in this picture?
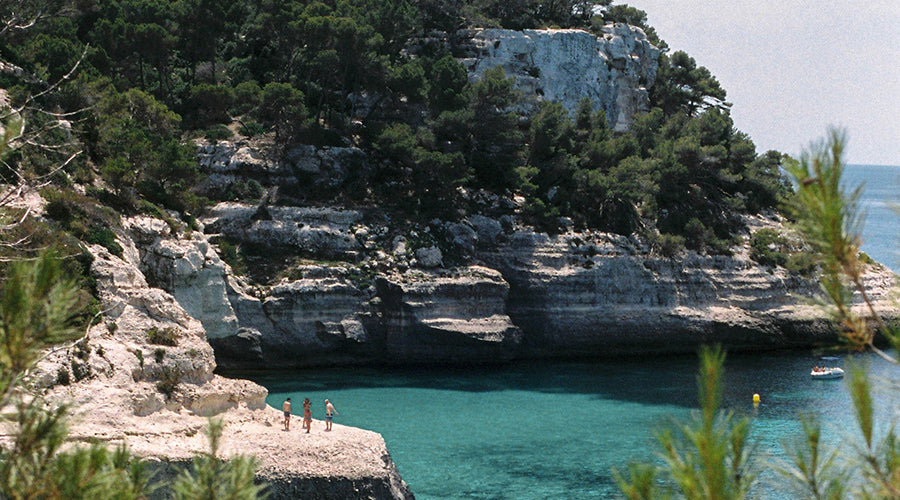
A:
[282,398,292,431]
[325,399,338,431]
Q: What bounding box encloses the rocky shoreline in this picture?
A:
[9,24,897,499]
[187,199,898,370]
[26,221,413,499]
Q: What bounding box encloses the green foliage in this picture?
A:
[472,0,610,30]
[184,83,234,129]
[132,348,145,369]
[749,229,791,267]
[783,128,886,350]
[56,366,71,386]
[779,414,848,499]
[652,51,730,117]
[218,239,247,276]
[146,326,179,346]
[71,359,91,382]
[615,346,755,499]
[91,85,204,213]
[372,122,467,217]
[256,82,307,143]
[156,364,181,399]
[231,81,263,116]
[204,124,234,142]
[427,56,469,114]
[239,120,266,138]
[154,347,166,363]
[42,188,125,257]
[1,0,791,254]
[172,418,267,500]
[456,66,524,191]
[621,129,900,500]
[0,252,82,403]
[649,232,686,258]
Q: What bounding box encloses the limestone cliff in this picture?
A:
[179,157,899,369]
[28,214,413,500]
[461,25,659,131]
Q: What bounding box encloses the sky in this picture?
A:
[622,0,900,166]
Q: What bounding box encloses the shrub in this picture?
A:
[786,251,818,276]
[55,366,70,386]
[184,84,234,129]
[132,349,145,374]
[238,120,265,137]
[217,240,246,276]
[231,81,262,116]
[71,360,90,381]
[154,348,166,363]
[749,228,788,267]
[156,365,181,399]
[41,188,123,257]
[649,232,685,258]
[146,327,178,346]
[74,340,91,360]
[203,124,232,142]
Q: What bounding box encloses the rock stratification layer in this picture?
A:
[29,215,413,499]
[190,196,897,369]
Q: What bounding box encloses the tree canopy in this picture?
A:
[0,0,790,254]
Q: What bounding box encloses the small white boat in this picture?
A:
[811,367,844,380]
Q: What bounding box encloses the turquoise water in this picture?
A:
[253,353,900,499]
[246,163,900,498]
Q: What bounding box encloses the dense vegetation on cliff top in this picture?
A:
[1,0,790,270]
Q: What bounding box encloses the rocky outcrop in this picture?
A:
[196,141,370,202]
[190,199,898,369]
[372,266,523,364]
[480,225,851,357]
[461,25,659,131]
[204,202,363,261]
[27,217,413,499]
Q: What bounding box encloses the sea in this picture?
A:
[249,163,900,499]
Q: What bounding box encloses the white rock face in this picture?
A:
[202,202,362,259]
[24,219,412,500]
[462,25,659,131]
[130,216,240,341]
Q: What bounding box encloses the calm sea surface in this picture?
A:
[247,163,900,499]
[845,163,900,272]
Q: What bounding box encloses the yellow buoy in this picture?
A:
[752,393,760,405]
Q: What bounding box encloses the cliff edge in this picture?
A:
[28,214,413,499]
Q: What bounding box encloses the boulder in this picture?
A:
[415,246,443,268]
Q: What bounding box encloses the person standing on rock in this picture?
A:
[282,398,292,431]
[325,399,338,431]
[302,398,312,433]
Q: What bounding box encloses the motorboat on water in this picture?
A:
[811,367,844,379]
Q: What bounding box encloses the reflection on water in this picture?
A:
[245,350,900,499]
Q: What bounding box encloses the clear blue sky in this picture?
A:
[623,0,900,166]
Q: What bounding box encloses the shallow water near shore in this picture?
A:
[250,351,900,499]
